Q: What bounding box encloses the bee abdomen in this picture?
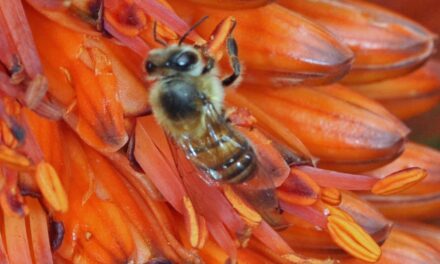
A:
[213,143,257,184]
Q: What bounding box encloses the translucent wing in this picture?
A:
[172,94,286,227]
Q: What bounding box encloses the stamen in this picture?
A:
[0,145,31,170]
[35,161,68,212]
[1,121,18,148]
[183,196,199,248]
[223,185,262,227]
[372,167,427,195]
[324,205,355,223]
[197,216,208,249]
[321,188,341,206]
[327,215,381,263]
[282,254,334,264]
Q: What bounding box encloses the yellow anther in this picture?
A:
[35,161,68,212]
[327,215,381,263]
[372,167,427,195]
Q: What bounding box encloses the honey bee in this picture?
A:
[145,18,281,223]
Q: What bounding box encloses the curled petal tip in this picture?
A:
[372,167,428,196]
[327,215,381,263]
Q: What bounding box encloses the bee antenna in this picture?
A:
[153,21,168,47]
[178,16,209,46]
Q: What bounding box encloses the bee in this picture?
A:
[145,17,281,223]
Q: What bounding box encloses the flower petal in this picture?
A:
[27,197,54,264]
[4,211,33,263]
[277,168,321,206]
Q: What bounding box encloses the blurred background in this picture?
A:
[370,0,440,149]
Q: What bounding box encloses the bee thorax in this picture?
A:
[159,80,200,121]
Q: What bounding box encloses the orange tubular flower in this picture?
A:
[0,0,440,264]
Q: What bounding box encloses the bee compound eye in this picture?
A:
[174,51,198,70]
[145,60,156,74]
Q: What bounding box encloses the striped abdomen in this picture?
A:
[183,123,257,184]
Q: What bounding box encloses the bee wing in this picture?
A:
[165,133,217,187]
[231,150,285,228]
[178,98,246,182]
[196,99,286,226]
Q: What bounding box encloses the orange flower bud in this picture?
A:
[234,84,408,172]
[363,142,440,220]
[368,142,440,195]
[279,0,436,84]
[169,1,353,85]
[352,61,440,120]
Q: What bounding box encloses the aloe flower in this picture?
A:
[0,0,439,263]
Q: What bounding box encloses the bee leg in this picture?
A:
[222,34,241,87]
[126,129,143,172]
[202,57,215,74]
[140,106,153,116]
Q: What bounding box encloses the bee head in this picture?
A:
[145,45,204,79]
